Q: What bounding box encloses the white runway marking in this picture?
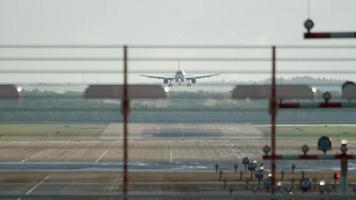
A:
[110,177,123,200]
[169,141,173,163]
[95,143,113,163]
[227,143,243,159]
[26,175,50,194]
[219,140,246,159]
[79,141,99,143]
[10,141,29,144]
[17,175,50,200]
[20,150,44,164]
[47,141,71,144]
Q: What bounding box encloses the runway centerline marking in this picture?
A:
[17,175,50,200]
[110,176,123,200]
[20,150,45,164]
[95,143,113,163]
[169,141,173,163]
[219,140,245,159]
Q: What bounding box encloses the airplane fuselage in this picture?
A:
[175,70,186,82]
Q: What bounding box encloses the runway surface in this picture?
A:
[1,122,356,198]
[0,160,355,172]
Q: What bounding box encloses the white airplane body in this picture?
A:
[140,66,220,87]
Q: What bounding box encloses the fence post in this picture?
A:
[270,46,277,198]
[122,45,129,200]
[341,158,348,195]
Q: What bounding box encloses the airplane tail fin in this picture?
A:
[177,61,181,71]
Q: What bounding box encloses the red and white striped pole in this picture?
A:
[305,32,356,39]
[122,46,129,200]
[270,46,277,195]
[304,19,356,39]
[278,102,356,109]
[263,154,355,160]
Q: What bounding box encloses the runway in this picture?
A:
[1,122,356,198]
[1,169,356,200]
[255,123,356,127]
[0,160,355,172]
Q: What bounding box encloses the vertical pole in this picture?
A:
[341,158,348,195]
[123,45,129,200]
[271,46,277,196]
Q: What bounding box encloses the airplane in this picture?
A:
[140,65,220,87]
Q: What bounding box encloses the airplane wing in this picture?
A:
[186,73,221,80]
[140,75,174,80]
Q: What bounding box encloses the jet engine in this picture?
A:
[191,79,196,84]
[163,79,169,84]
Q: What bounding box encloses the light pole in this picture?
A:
[255,165,264,188]
[340,139,348,195]
[319,180,326,194]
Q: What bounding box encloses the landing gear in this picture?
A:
[187,81,191,87]
[168,81,173,87]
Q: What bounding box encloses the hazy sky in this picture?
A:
[1,0,356,45]
[0,0,356,85]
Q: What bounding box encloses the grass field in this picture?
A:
[1,123,355,140]
[0,123,106,141]
[257,125,356,140]
[0,123,355,160]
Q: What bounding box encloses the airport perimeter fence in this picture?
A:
[0,44,356,199]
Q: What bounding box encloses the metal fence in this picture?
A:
[0,44,356,199]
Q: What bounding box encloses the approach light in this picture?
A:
[340,139,348,154]
[163,86,170,93]
[301,144,310,155]
[255,169,264,179]
[300,178,312,192]
[263,177,272,190]
[311,87,317,93]
[263,145,271,155]
[242,157,249,172]
[248,163,256,171]
[16,86,22,93]
[322,92,332,103]
[304,19,314,32]
[319,180,325,186]
[319,180,326,194]
[242,157,249,165]
[341,139,348,145]
[318,136,332,154]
